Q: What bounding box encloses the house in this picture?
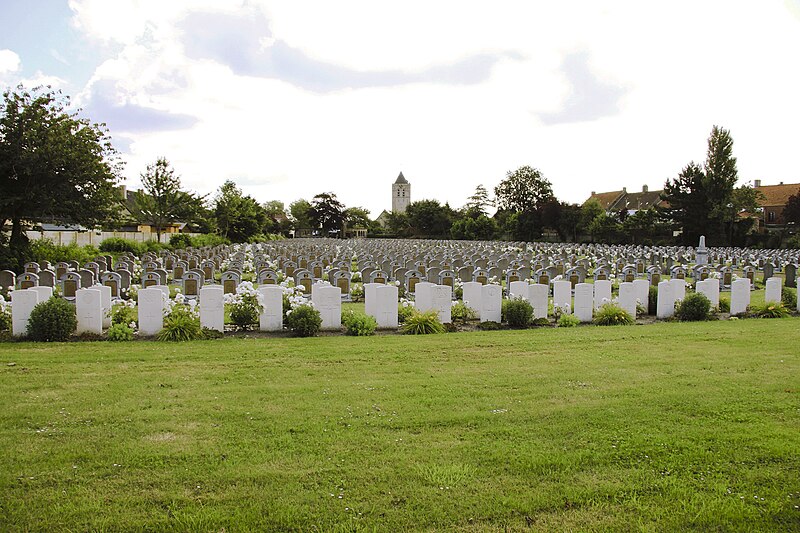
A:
[754,179,800,229]
[583,185,664,215]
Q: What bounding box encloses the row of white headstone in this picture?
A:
[7,276,799,336]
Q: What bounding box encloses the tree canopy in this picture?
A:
[213,180,267,243]
[310,192,345,237]
[0,85,122,247]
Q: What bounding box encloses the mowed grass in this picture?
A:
[1,320,799,532]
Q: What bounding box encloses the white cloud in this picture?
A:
[0,49,21,74]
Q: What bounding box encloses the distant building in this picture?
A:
[583,185,664,215]
[392,172,411,213]
[753,179,800,228]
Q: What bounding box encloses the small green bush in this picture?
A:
[0,309,11,334]
[111,304,136,326]
[477,320,502,331]
[749,301,791,319]
[675,292,712,322]
[107,323,134,341]
[718,297,730,313]
[286,304,322,337]
[157,308,203,341]
[782,288,796,310]
[647,285,658,315]
[502,298,533,328]
[593,303,635,326]
[558,314,580,327]
[99,237,142,254]
[169,233,193,250]
[228,292,261,331]
[341,311,377,336]
[450,301,477,324]
[401,310,445,335]
[27,297,77,341]
[398,303,415,323]
[531,317,550,326]
[28,239,99,266]
[190,234,230,248]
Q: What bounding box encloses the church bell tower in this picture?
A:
[392,172,410,213]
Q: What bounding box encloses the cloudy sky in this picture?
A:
[2,1,799,217]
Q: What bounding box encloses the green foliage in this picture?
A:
[718,297,731,313]
[648,285,658,315]
[228,293,261,330]
[494,165,554,213]
[285,304,322,337]
[558,314,581,327]
[400,310,445,335]
[169,233,193,249]
[0,308,11,334]
[107,323,134,342]
[111,304,136,326]
[450,301,477,324]
[157,308,203,341]
[749,301,790,319]
[477,320,502,331]
[289,199,313,231]
[532,317,550,326]
[781,287,796,310]
[99,237,142,254]
[189,233,229,248]
[450,214,498,240]
[341,311,377,336]
[404,199,455,239]
[397,303,415,323]
[27,239,100,266]
[593,303,635,326]
[675,292,713,321]
[310,192,345,237]
[26,297,77,341]
[502,298,533,328]
[214,180,268,243]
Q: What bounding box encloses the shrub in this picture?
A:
[341,311,377,336]
[674,292,712,321]
[111,303,136,326]
[107,323,134,341]
[26,297,77,341]
[157,307,203,341]
[531,317,550,326]
[0,308,11,334]
[648,285,658,315]
[450,301,477,324]
[191,234,229,248]
[286,304,322,337]
[593,302,635,326]
[558,314,580,327]
[401,310,445,335]
[99,237,141,254]
[227,284,262,330]
[749,301,791,319]
[28,239,99,266]
[169,233,193,250]
[718,297,731,313]
[398,302,415,323]
[141,240,170,253]
[477,320,502,331]
[502,298,533,328]
[782,287,796,310]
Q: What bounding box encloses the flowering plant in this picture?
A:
[224,281,263,330]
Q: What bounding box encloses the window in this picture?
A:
[768,211,775,222]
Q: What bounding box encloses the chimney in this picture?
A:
[754,179,761,187]
[591,191,596,196]
[642,184,648,193]
[622,187,627,193]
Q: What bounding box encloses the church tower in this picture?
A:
[392,172,411,213]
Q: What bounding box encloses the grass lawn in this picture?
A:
[1,319,799,531]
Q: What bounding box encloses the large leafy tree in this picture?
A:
[262,200,291,235]
[289,199,313,232]
[130,157,205,242]
[405,200,454,238]
[494,166,554,240]
[0,85,122,248]
[213,180,267,242]
[310,192,345,237]
[464,184,493,216]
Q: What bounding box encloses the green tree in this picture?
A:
[0,85,121,255]
[310,192,345,237]
[130,157,205,242]
[289,199,313,232]
[263,200,291,235]
[465,184,493,216]
[494,166,555,240]
[213,180,267,242]
[344,207,371,232]
[451,214,497,240]
[783,188,800,225]
[405,200,454,238]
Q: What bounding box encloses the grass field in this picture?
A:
[1,319,799,531]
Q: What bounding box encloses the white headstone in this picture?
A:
[656,280,675,319]
[258,285,283,332]
[11,289,40,336]
[32,285,53,303]
[529,283,549,319]
[669,278,686,303]
[154,284,170,298]
[730,278,750,315]
[312,284,341,330]
[363,283,380,318]
[431,285,452,324]
[376,285,399,329]
[462,281,482,313]
[508,281,529,301]
[552,280,572,313]
[199,286,224,332]
[633,279,650,311]
[618,282,637,318]
[593,279,612,309]
[480,284,502,322]
[695,279,719,309]
[765,276,782,303]
[574,283,594,322]
[76,288,103,335]
[98,284,112,328]
[414,282,435,312]
[138,287,164,336]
